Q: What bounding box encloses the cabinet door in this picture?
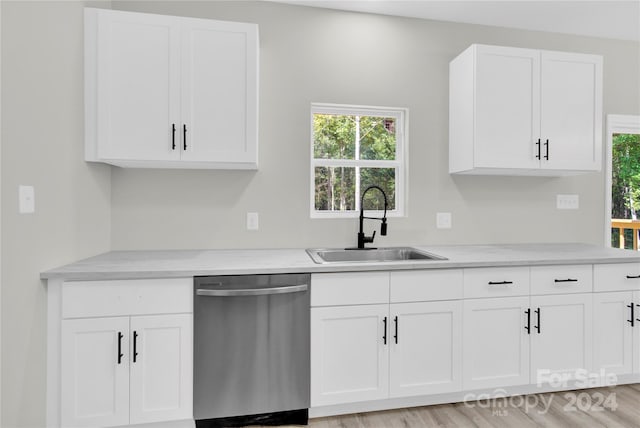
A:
[129,314,193,424]
[95,9,181,162]
[463,297,530,390]
[180,18,258,166]
[593,292,634,376]
[61,317,130,428]
[540,51,602,171]
[636,291,640,374]
[389,301,462,397]
[530,294,593,383]
[311,305,389,406]
[474,45,541,169]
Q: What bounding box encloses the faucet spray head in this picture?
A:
[381,218,387,236]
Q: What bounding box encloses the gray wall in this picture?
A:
[1,2,111,427]
[110,1,640,251]
[1,0,639,426]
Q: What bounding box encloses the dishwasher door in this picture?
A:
[193,274,310,425]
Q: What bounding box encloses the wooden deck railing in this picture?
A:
[611,219,640,250]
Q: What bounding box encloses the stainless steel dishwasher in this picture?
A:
[193,274,310,427]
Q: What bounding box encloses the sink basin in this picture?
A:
[306,247,447,264]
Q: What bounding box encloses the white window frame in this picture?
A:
[310,103,408,219]
[604,114,640,246]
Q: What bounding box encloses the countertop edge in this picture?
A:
[40,249,640,282]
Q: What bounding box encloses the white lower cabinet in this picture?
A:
[462,267,593,391]
[310,305,389,406]
[129,315,193,425]
[636,291,640,374]
[389,301,462,397]
[462,297,531,390]
[530,294,593,383]
[311,301,463,406]
[593,292,636,375]
[61,317,130,427]
[593,264,640,376]
[52,278,193,428]
[61,314,192,427]
[310,270,463,407]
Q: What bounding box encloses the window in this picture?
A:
[311,103,407,218]
[606,115,640,248]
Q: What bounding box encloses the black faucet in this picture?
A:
[357,185,388,249]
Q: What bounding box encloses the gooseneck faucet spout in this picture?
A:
[357,185,389,249]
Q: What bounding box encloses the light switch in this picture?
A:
[437,212,452,229]
[247,212,259,230]
[557,194,579,210]
[19,185,35,214]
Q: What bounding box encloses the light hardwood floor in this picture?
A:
[272,384,640,428]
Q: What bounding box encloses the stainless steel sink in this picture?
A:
[306,247,447,264]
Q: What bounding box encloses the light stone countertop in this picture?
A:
[41,243,640,281]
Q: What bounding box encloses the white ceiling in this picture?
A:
[269,0,640,42]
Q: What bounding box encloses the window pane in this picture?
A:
[611,133,640,220]
[313,114,356,160]
[314,166,356,211]
[359,116,397,161]
[361,168,396,210]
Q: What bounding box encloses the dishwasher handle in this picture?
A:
[196,284,308,297]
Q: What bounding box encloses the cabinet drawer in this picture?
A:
[390,269,463,302]
[463,267,529,298]
[62,278,192,319]
[594,263,640,292]
[311,272,389,307]
[530,265,592,295]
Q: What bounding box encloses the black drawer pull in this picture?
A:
[117,332,124,364]
[183,124,187,151]
[626,275,640,279]
[133,331,139,363]
[394,316,398,344]
[554,278,578,283]
[544,139,549,160]
[488,281,513,285]
[383,317,387,345]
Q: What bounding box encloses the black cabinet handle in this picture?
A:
[536,138,541,160]
[383,316,387,345]
[133,331,139,363]
[544,139,549,160]
[183,124,187,151]
[117,332,124,364]
[393,316,399,344]
[637,304,640,323]
[626,275,640,279]
[525,308,531,334]
[627,303,635,326]
[535,308,541,334]
[488,281,513,285]
[171,124,176,150]
[554,278,578,283]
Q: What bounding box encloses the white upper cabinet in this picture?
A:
[85,8,259,169]
[472,46,541,171]
[449,44,602,176]
[540,51,602,171]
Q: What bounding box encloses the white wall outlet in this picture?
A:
[18,185,35,214]
[246,212,259,230]
[557,194,579,210]
[436,212,452,229]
